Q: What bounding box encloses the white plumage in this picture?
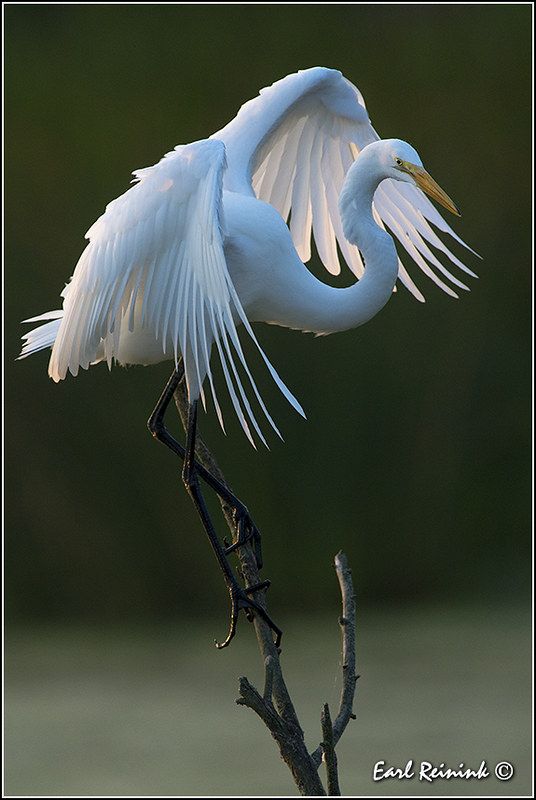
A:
[20,67,477,446]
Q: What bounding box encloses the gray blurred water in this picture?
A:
[5,606,531,796]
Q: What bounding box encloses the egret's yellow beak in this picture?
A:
[401,161,460,216]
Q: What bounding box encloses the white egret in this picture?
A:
[19,67,477,646]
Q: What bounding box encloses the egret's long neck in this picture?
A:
[262,158,399,335]
[335,161,399,330]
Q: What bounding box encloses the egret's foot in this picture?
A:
[224,507,263,569]
[214,583,282,650]
[245,579,271,594]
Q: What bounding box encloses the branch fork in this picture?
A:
[173,381,358,795]
[235,551,357,795]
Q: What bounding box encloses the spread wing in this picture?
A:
[213,67,477,301]
[49,138,304,446]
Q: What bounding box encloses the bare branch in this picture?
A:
[263,655,276,703]
[332,551,358,741]
[236,676,283,733]
[320,704,341,796]
[311,551,357,768]
[236,676,325,796]
[172,382,356,796]
[173,382,307,735]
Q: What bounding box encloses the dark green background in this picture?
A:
[6,4,530,620]
[4,5,532,795]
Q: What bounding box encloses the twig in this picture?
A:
[311,551,357,768]
[320,704,340,796]
[173,383,357,795]
[236,677,283,733]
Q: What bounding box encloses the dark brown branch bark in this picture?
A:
[173,383,356,795]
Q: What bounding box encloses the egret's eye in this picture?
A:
[395,157,403,166]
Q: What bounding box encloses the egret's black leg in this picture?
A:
[181,400,281,649]
[147,366,276,646]
[147,365,263,568]
[147,363,186,437]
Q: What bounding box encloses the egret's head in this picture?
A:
[377,138,460,216]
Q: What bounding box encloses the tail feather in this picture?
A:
[19,311,63,360]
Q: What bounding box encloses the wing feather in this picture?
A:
[374,187,470,293]
[48,138,303,443]
[289,120,316,262]
[310,123,340,274]
[214,67,476,298]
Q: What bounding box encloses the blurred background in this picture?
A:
[5,4,531,796]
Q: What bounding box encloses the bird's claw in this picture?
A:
[224,506,263,569]
[214,584,282,650]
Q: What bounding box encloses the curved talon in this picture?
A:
[214,587,282,650]
[214,616,239,649]
[224,511,263,570]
